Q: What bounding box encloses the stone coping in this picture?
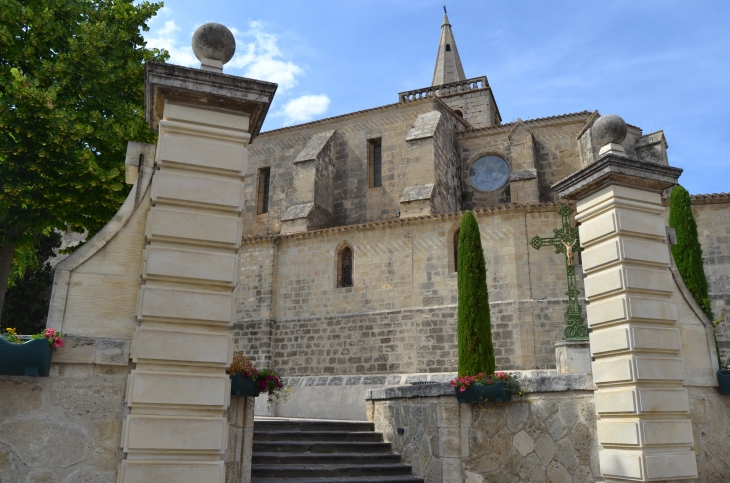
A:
[365,371,594,400]
[51,336,130,366]
[282,372,458,388]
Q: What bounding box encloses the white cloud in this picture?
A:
[277,94,330,124]
[145,17,305,93]
[229,21,303,92]
[145,15,198,67]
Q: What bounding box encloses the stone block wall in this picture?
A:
[366,377,730,483]
[0,357,129,482]
[439,88,498,129]
[244,99,444,236]
[367,376,601,483]
[691,195,730,363]
[0,362,258,483]
[235,205,585,374]
[458,113,590,209]
[430,103,465,215]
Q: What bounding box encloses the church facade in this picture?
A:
[232,15,730,413]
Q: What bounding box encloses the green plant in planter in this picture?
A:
[450,372,525,403]
[0,327,64,377]
[227,353,290,403]
[457,211,495,377]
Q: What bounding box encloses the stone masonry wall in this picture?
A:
[688,195,730,362]
[439,88,498,129]
[235,205,586,374]
[368,377,601,483]
[458,113,590,210]
[0,360,129,482]
[430,102,464,215]
[244,99,442,236]
[367,379,730,483]
[0,359,259,483]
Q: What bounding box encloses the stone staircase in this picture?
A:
[251,418,423,483]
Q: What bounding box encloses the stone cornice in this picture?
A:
[240,201,574,245]
[145,61,277,140]
[552,154,683,200]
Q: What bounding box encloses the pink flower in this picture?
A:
[44,329,55,338]
[53,338,64,348]
[460,386,466,392]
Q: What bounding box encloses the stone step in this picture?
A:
[253,431,383,443]
[251,452,401,465]
[255,419,374,433]
[251,464,414,478]
[249,418,418,482]
[252,441,394,454]
[251,477,424,483]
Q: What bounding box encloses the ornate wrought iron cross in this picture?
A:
[530,205,588,340]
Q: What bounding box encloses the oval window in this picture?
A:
[469,155,509,192]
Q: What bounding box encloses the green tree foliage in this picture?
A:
[669,185,713,319]
[457,211,495,376]
[0,0,167,315]
[1,230,61,334]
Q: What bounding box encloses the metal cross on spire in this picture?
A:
[530,205,589,340]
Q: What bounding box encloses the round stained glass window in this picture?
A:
[469,155,509,192]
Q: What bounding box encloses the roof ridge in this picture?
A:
[258,97,439,137]
[462,111,593,134]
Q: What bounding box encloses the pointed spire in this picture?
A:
[431,12,466,86]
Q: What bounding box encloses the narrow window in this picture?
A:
[445,44,451,52]
[453,229,460,272]
[453,109,463,118]
[368,138,382,188]
[338,246,353,288]
[257,167,271,215]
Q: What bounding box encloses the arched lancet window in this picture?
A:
[337,245,354,288]
[453,229,460,273]
[445,44,451,52]
[454,109,463,118]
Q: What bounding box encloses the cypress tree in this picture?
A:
[457,211,495,376]
[669,185,713,319]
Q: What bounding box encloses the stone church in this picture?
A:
[232,14,730,418]
[2,15,728,483]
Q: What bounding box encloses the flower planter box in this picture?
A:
[718,371,730,396]
[230,374,260,397]
[455,382,511,403]
[0,338,53,377]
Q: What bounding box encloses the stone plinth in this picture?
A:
[555,340,592,374]
[555,153,697,482]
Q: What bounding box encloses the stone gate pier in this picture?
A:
[0,24,275,483]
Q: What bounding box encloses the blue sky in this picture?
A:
[144,0,730,195]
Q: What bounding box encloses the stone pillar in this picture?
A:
[554,340,591,374]
[226,396,256,483]
[554,115,697,482]
[117,24,276,483]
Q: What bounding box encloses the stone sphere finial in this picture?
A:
[192,23,236,65]
[592,114,628,146]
